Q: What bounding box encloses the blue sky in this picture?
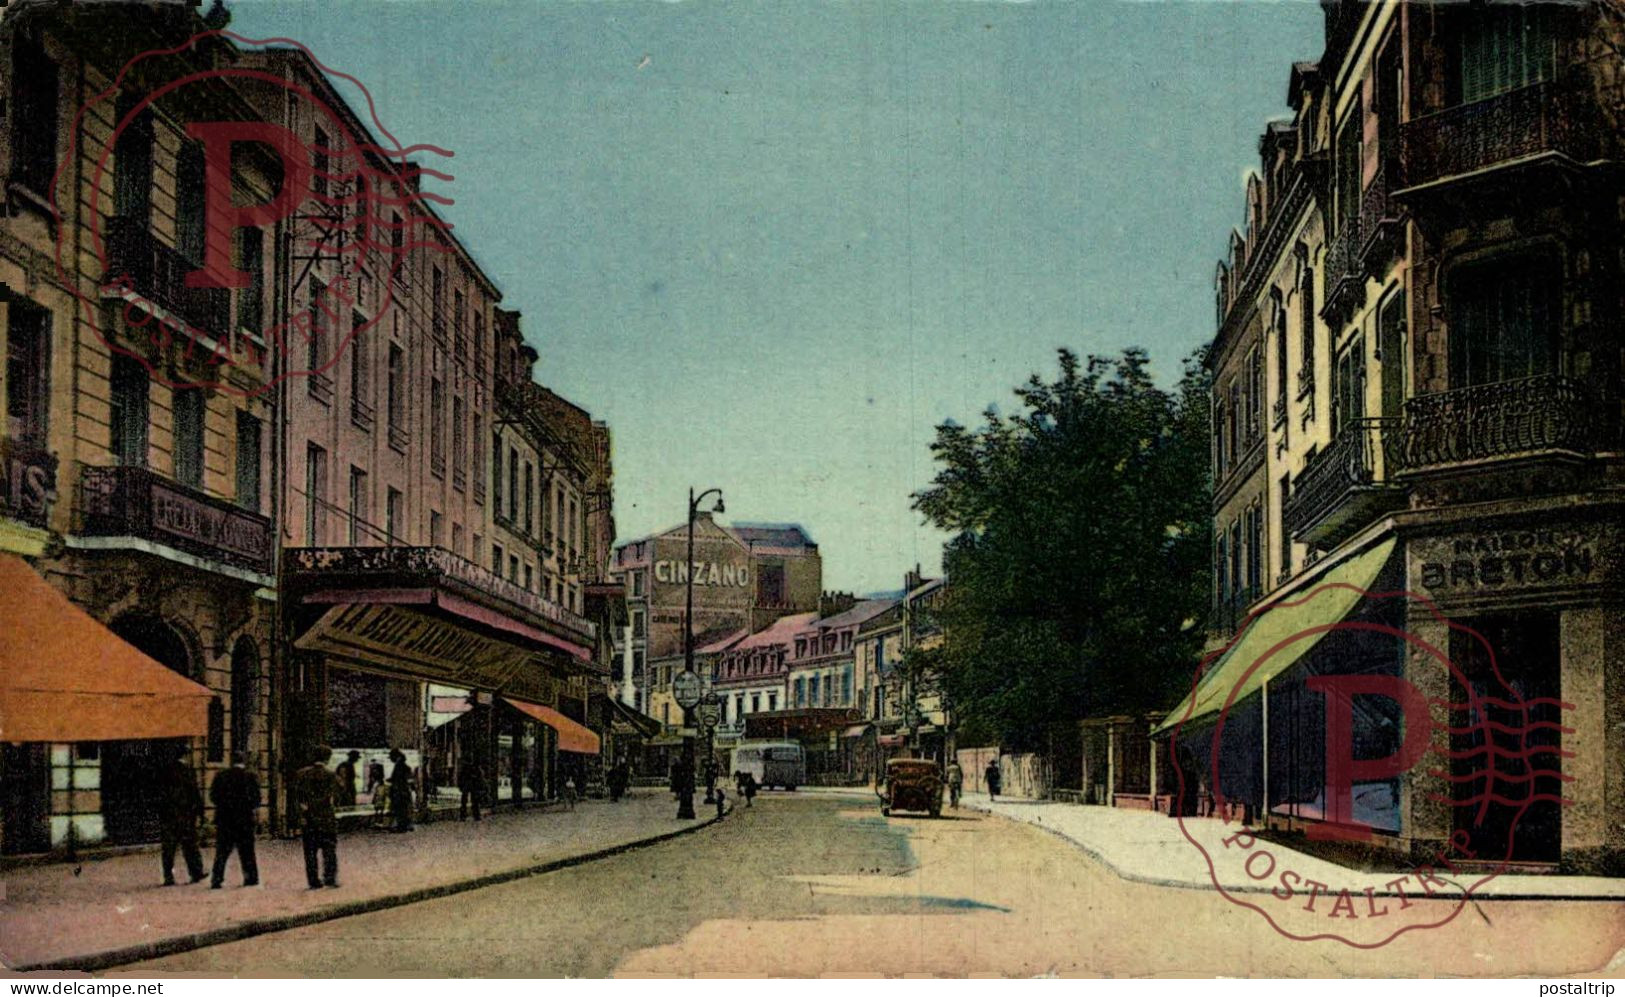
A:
[231,0,1323,594]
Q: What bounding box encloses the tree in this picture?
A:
[912,347,1211,751]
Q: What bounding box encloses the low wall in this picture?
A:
[956,747,1051,800]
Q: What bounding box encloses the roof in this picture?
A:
[735,613,818,651]
[906,577,946,601]
[728,522,816,549]
[812,598,897,631]
[697,629,748,654]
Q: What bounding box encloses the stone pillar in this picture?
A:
[1402,607,1452,860]
[1561,606,1625,874]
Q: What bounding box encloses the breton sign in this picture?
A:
[1414,525,1610,594]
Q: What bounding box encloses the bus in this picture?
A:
[731,741,805,791]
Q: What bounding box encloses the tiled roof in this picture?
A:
[697,629,748,654]
[812,598,897,630]
[735,612,818,651]
[728,522,816,549]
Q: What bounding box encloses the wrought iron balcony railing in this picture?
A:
[79,465,273,575]
[1283,417,1404,546]
[1399,80,1601,191]
[102,216,231,344]
[1399,374,1605,471]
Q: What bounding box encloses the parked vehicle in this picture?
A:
[731,741,805,791]
[878,758,943,818]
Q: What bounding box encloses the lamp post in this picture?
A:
[675,486,724,820]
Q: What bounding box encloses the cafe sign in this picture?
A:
[1415,526,1613,593]
[0,440,58,529]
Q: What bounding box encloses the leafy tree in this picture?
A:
[912,347,1211,751]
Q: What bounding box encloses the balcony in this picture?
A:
[350,397,376,433]
[283,544,598,644]
[102,216,231,346]
[1398,81,1601,194]
[1398,374,1607,473]
[79,465,273,576]
[1283,418,1406,548]
[1323,166,1399,318]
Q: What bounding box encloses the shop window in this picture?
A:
[1447,253,1559,389]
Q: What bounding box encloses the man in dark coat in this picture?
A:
[388,748,414,832]
[458,759,484,822]
[984,758,1002,801]
[155,746,205,886]
[209,752,260,888]
[334,750,361,809]
[292,745,340,889]
[607,761,629,803]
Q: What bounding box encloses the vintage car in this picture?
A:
[878,758,944,818]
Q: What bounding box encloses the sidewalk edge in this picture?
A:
[963,802,1625,903]
[10,810,726,974]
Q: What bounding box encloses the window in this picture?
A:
[350,312,370,413]
[1333,336,1366,435]
[492,543,504,574]
[794,678,805,707]
[347,466,367,544]
[12,33,59,195]
[1299,263,1316,392]
[173,388,205,489]
[632,611,645,638]
[305,444,327,545]
[308,279,326,372]
[114,94,155,224]
[6,300,51,444]
[1278,475,1292,580]
[452,396,466,488]
[1273,292,1288,416]
[523,461,534,534]
[1247,347,1263,438]
[472,414,484,499]
[429,378,444,472]
[1455,4,1554,107]
[312,126,330,199]
[237,229,264,334]
[1229,520,1243,603]
[1216,535,1229,606]
[752,694,761,713]
[1335,101,1362,238]
[473,312,485,372]
[509,554,519,582]
[809,675,820,705]
[386,487,403,543]
[508,447,519,522]
[235,412,261,512]
[431,266,445,337]
[767,693,777,711]
[1448,254,1559,388]
[1246,504,1263,594]
[524,563,533,591]
[390,210,404,255]
[842,667,852,705]
[386,343,404,432]
[543,479,553,541]
[453,289,465,357]
[176,142,207,265]
[430,509,443,548]
[109,354,148,466]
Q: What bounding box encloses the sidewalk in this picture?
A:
[1,789,718,972]
[961,793,1625,901]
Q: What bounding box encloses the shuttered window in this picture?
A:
[173,388,205,489]
[1448,254,1559,388]
[1458,4,1554,106]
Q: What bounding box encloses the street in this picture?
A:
[126,793,1625,978]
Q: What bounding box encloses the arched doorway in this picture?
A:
[230,636,260,760]
[102,614,197,845]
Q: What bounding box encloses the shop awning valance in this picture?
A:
[0,554,213,742]
[503,697,601,755]
[1152,538,1397,737]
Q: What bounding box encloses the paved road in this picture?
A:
[130,792,1625,977]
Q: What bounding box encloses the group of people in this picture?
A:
[153,744,418,892]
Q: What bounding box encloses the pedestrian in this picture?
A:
[458,760,484,821]
[984,757,1002,801]
[563,774,578,811]
[388,748,414,832]
[607,761,629,803]
[209,751,260,888]
[292,745,340,889]
[365,758,386,798]
[155,745,206,886]
[334,750,360,809]
[945,759,964,809]
[741,771,758,808]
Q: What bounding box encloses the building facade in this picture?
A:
[1156,0,1625,875]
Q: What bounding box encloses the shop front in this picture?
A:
[281,546,602,830]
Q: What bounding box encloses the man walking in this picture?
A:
[387,748,414,832]
[292,745,340,889]
[945,758,964,809]
[984,757,1002,801]
[334,750,361,809]
[155,745,205,886]
[209,752,260,888]
[458,759,484,821]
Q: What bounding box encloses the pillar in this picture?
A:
[1401,607,1451,861]
[1561,606,1625,874]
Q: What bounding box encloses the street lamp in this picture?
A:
[675,486,724,820]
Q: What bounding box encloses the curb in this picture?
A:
[11,808,729,974]
[963,801,1625,903]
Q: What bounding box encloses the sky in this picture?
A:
[231,0,1324,595]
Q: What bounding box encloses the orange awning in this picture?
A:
[502,697,601,755]
[0,554,213,742]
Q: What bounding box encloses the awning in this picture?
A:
[597,694,660,738]
[0,554,213,742]
[842,724,870,739]
[503,697,600,755]
[877,734,906,747]
[1153,538,1397,736]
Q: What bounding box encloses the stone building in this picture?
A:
[0,2,277,852]
[1154,0,1625,875]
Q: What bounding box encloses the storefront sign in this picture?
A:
[0,441,58,529]
[653,559,750,588]
[1417,527,1598,592]
[296,603,535,687]
[150,478,270,565]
